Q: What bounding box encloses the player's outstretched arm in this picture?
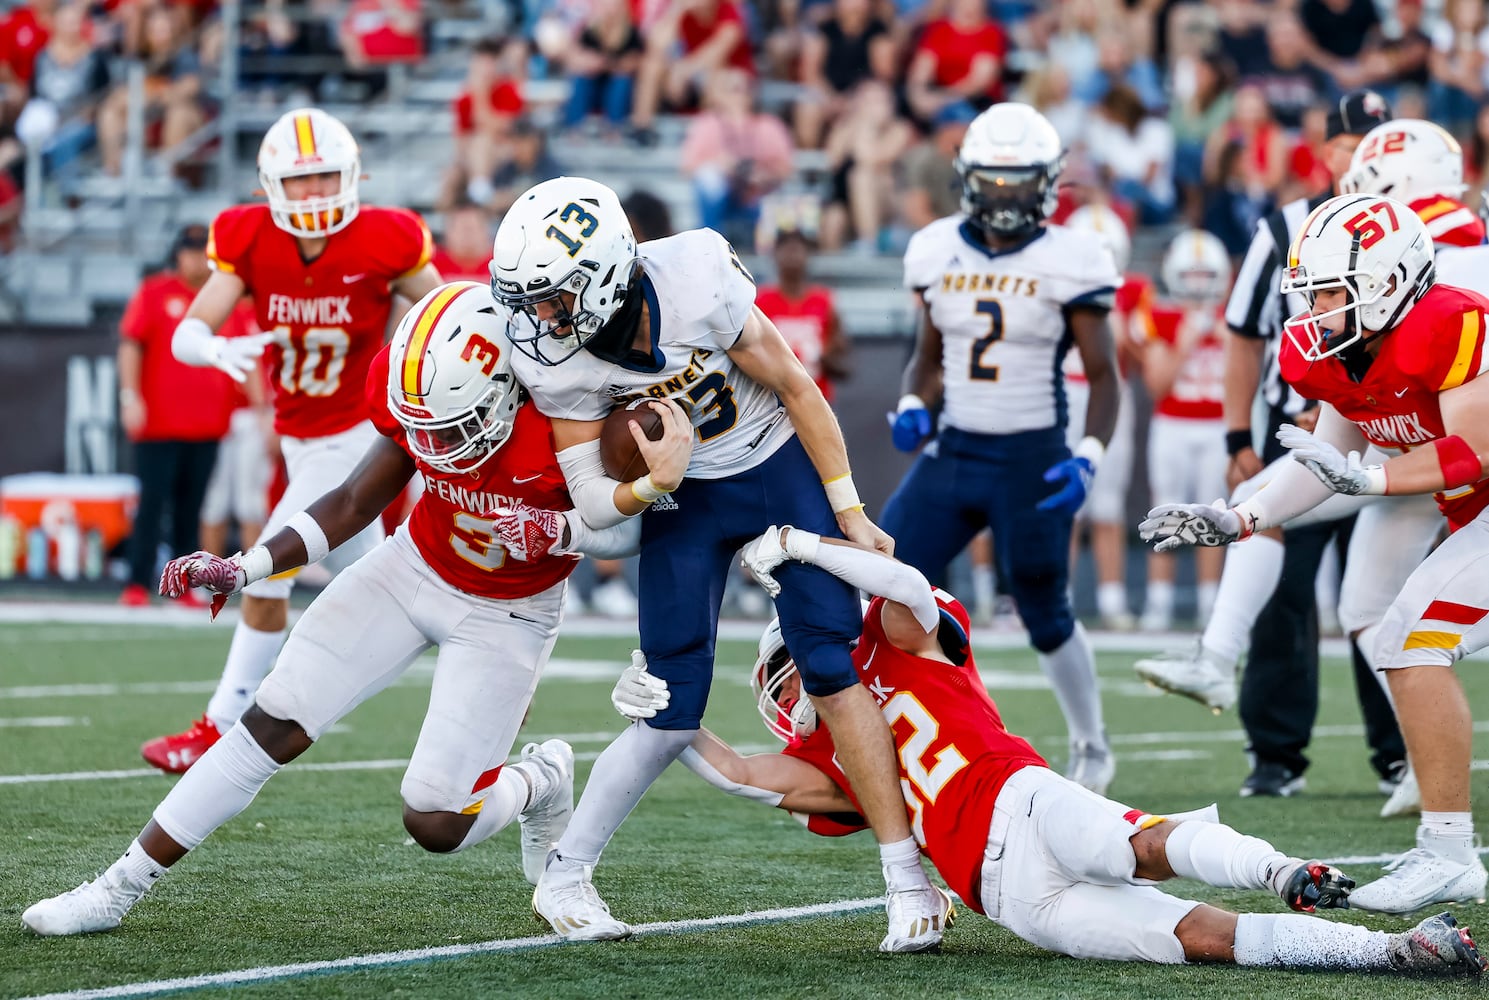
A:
[171,270,274,383]
[160,438,415,610]
[682,728,857,814]
[729,307,892,554]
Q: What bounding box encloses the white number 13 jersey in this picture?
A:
[904,217,1120,435]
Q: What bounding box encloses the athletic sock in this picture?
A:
[1163,819,1290,891]
[150,722,282,852]
[1197,581,1219,621]
[879,836,932,892]
[549,721,695,871]
[106,839,167,890]
[1233,913,1391,970]
[454,769,528,852]
[1202,535,1283,665]
[205,622,287,732]
[1144,580,1174,625]
[971,565,995,619]
[1421,813,1477,863]
[1096,582,1128,621]
[1037,623,1105,748]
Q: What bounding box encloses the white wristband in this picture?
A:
[782,527,822,563]
[630,474,666,504]
[236,545,274,586]
[1074,436,1105,466]
[895,394,926,415]
[822,473,863,513]
[1360,464,1388,496]
[285,511,331,564]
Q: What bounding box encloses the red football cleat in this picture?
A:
[119,584,150,607]
[173,588,208,610]
[140,715,222,773]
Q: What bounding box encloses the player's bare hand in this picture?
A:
[120,398,147,437]
[633,398,693,492]
[1293,406,1320,433]
[1226,447,1262,491]
[839,508,893,556]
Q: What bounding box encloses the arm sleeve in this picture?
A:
[677,746,786,807]
[555,438,632,529]
[1231,406,1369,530]
[786,530,939,632]
[556,513,642,559]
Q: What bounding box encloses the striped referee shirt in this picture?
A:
[1224,195,1328,416]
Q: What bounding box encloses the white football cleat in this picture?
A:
[880,883,954,953]
[1350,835,1488,914]
[1380,763,1421,818]
[22,868,148,936]
[516,739,575,886]
[1066,739,1114,796]
[1133,643,1236,713]
[532,863,633,941]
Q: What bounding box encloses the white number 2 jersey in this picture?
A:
[508,228,794,480]
[905,218,1120,435]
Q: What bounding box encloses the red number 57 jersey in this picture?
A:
[208,203,434,439]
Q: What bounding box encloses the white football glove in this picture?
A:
[1139,501,1245,553]
[1276,423,1385,496]
[611,650,670,721]
[206,332,274,384]
[739,524,788,597]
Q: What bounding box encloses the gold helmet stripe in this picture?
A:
[401,284,468,405]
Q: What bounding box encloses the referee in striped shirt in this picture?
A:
[1221,89,1406,799]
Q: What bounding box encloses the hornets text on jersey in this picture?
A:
[904,218,1121,435]
[507,228,795,480]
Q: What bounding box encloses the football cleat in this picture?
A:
[1380,763,1421,818]
[22,869,149,936]
[515,739,575,886]
[1387,911,1487,977]
[880,883,955,954]
[532,863,633,941]
[1349,835,1488,914]
[119,583,150,607]
[1133,643,1236,713]
[1066,739,1114,796]
[1239,760,1305,798]
[140,715,222,774]
[1275,860,1355,912]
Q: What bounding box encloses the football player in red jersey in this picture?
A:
[1143,193,1489,915]
[754,229,850,403]
[146,107,445,774]
[1341,119,1484,249]
[607,526,1483,977]
[21,283,695,936]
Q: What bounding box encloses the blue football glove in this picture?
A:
[888,395,933,453]
[1037,456,1096,515]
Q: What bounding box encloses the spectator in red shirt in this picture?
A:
[117,224,239,606]
[443,37,525,209]
[431,201,493,282]
[755,229,850,402]
[339,0,423,66]
[630,0,754,145]
[0,0,54,91]
[906,0,1006,126]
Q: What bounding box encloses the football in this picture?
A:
[600,399,665,481]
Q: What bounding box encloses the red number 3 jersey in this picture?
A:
[1281,281,1489,531]
[367,345,579,600]
[208,204,434,439]
[783,593,1047,915]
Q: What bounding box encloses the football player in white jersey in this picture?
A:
[884,103,1120,794]
[488,177,947,951]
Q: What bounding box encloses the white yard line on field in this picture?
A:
[0,715,87,727]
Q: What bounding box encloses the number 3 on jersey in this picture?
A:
[969,299,1003,381]
[272,326,350,396]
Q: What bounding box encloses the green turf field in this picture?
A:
[3,620,1487,999]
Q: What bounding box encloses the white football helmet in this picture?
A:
[1161,229,1233,303]
[1280,194,1435,361]
[1339,119,1466,203]
[489,176,638,366]
[387,281,522,474]
[1062,204,1131,272]
[257,108,360,238]
[752,618,818,744]
[955,102,1065,239]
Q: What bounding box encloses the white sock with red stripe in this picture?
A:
[206,622,287,733]
[1233,913,1390,970]
[453,769,527,852]
[1202,535,1283,665]
[1163,819,1291,890]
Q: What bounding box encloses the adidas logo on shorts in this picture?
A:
[652,494,679,512]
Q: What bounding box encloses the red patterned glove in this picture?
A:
[160,550,248,619]
[490,504,565,563]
